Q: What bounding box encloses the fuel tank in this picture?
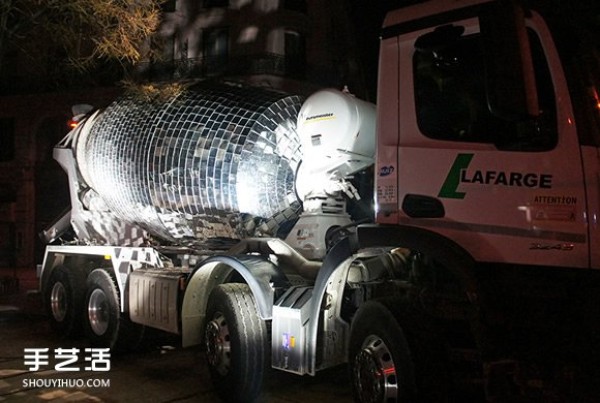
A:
[70,82,304,245]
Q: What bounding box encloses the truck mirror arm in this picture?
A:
[480,0,540,121]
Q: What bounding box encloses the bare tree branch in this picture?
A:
[0,0,165,83]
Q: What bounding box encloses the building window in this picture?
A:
[203,0,228,8]
[203,28,229,73]
[0,118,15,162]
[283,0,307,13]
[0,185,16,203]
[284,30,305,78]
[161,0,176,12]
[0,221,16,268]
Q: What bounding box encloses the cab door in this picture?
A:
[392,9,589,268]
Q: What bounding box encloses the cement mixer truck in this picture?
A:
[39,0,600,401]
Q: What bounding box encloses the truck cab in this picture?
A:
[373,0,600,270]
[351,0,600,400]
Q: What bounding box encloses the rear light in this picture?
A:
[68,104,94,129]
[67,118,79,129]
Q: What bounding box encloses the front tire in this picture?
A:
[44,265,85,338]
[204,283,267,403]
[349,299,450,402]
[350,300,416,402]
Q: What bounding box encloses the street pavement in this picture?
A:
[0,292,354,403]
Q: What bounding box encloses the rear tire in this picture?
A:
[44,265,85,338]
[84,269,144,352]
[204,283,267,402]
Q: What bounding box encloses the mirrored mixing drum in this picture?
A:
[73,82,304,246]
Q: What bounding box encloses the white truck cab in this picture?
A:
[373,0,599,270]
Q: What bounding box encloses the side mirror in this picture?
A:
[480,0,539,121]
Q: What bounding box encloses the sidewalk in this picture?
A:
[0,288,44,318]
[0,267,43,318]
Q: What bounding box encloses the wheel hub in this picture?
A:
[354,335,398,402]
[88,288,109,336]
[50,282,67,322]
[205,312,231,376]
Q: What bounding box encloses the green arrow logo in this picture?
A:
[438,153,474,199]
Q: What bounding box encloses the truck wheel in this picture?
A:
[44,265,85,338]
[349,299,450,402]
[204,283,267,403]
[84,269,144,352]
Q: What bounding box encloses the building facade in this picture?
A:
[0,0,365,291]
[141,0,365,95]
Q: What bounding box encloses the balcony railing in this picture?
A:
[135,53,306,82]
[282,0,307,13]
[0,53,308,95]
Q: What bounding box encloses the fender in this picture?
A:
[180,254,286,347]
[355,224,493,362]
[306,236,357,375]
[304,226,479,375]
[357,223,479,300]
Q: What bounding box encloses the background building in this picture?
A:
[0,0,371,292]
[141,0,367,96]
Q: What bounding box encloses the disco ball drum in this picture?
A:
[74,82,304,244]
